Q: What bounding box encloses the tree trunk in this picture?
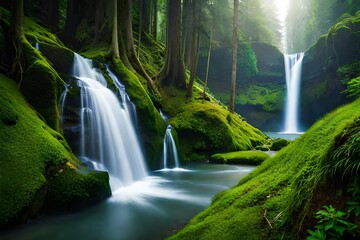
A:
[111,0,120,58]
[119,0,160,97]
[182,0,192,67]
[160,0,186,88]
[8,0,24,82]
[203,30,212,100]
[229,0,239,113]
[151,0,158,39]
[48,0,59,30]
[186,0,200,97]
[137,0,143,58]
[94,0,104,43]
[63,0,82,44]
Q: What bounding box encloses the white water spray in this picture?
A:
[62,53,148,189]
[284,53,304,133]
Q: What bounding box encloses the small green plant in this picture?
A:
[347,179,360,217]
[307,205,357,240]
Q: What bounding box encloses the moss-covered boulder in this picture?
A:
[269,138,289,151]
[169,98,360,240]
[0,75,111,229]
[160,85,266,162]
[210,151,270,165]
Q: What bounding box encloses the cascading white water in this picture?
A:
[162,125,180,169]
[106,66,138,126]
[35,42,39,51]
[65,53,148,188]
[284,52,304,133]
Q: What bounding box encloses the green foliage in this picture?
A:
[237,41,258,78]
[210,151,270,165]
[343,77,360,98]
[347,179,360,217]
[307,205,357,240]
[170,99,360,239]
[337,60,360,83]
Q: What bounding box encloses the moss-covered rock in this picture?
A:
[210,151,270,165]
[160,84,266,162]
[169,98,360,240]
[21,38,64,131]
[0,75,111,229]
[45,166,111,210]
[269,138,289,151]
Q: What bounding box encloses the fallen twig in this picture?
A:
[264,209,272,229]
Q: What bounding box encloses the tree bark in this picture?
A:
[151,0,158,39]
[229,0,239,113]
[137,0,143,58]
[63,0,83,44]
[8,0,24,81]
[111,0,120,58]
[94,0,104,43]
[186,0,200,97]
[159,0,186,88]
[182,0,192,67]
[203,30,212,100]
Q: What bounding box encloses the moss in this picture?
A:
[237,83,285,112]
[21,38,64,131]
[169,98,360,239]
[110,58,167,169]
[210,151,270,165]
[0,75,110,228]
[45,166,111,210]
[270,138,289,151]
[160,84,266,161]
[0,10,71,131]
[80,43,110,63]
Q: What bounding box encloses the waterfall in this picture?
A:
[284,53,304,133]
[62,53,148,189]
[35,42,39,51]
[162,125,180,169]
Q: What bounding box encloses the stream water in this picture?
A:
[0,164,254,240]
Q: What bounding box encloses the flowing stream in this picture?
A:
[284,53,304,133]
[0,164,254,240]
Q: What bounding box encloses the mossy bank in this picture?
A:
[0,75,111,228]
[169,98,360,239]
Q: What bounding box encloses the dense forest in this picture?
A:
[0,0,359,239]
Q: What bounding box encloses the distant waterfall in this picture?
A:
[62,53,147,189]
[162,125,180,169]
[284,53,304,133]
[35,42,39,51]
